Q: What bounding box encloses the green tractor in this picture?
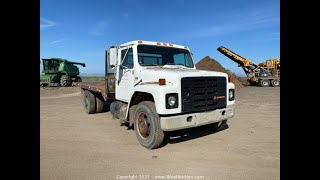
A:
[40,58,86,87]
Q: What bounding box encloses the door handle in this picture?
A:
[124,69,131,74]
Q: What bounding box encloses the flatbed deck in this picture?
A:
[79,82,106,94]
[78,75,116,100]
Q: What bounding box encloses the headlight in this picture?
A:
[166,93,178,109]
[168,96,176,106]
[229,89,235,101]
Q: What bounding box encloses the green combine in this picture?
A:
[40,58,86,87]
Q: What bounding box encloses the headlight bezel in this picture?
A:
[166,93,178,109]
[229,89,235,101]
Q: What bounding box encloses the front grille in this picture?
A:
[181,76,226,113]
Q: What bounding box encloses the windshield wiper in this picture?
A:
[162,63,187,68]
[141,64,161,66]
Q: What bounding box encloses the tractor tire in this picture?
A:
[75,76,82,82]
[271,79,280,87]
[95,93,104,113]
[84,90,96,114]
[208,120,228,131]
[260,79,270,87]
[60,75,72,87]
[133,101,164,149]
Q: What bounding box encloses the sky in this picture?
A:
[40,0,280,77]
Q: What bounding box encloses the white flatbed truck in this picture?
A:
[80,40,235,149]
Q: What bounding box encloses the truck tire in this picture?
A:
[271,79,280,87]
[84,90,96,114]
[60,75,72,87]
[260,79,270,87]
[133,101,164,149]
[95,93,104,113]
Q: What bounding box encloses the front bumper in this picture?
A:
[160,106,235,131]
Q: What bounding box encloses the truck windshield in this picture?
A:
[137,45,194,68]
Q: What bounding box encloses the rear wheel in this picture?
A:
[260,79,270,87]
[271,79,280,87]
[84,90,96,114]
[60,75,72,87]
[75,76,82,82]
[95,93,104,113]
[133,101,164,149]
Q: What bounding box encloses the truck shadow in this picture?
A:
[160,123,229,148]
[120,120,229,148]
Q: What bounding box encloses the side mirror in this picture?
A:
[109,46,117,67]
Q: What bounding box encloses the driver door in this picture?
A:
[115,47,135,102]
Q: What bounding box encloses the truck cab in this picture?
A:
[80,40,235,149]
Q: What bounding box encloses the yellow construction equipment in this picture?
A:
[217,46,280,87]
[258,58,280,78]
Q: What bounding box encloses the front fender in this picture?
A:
[133,84,181,115]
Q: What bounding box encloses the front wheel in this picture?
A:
[133,101,164,149]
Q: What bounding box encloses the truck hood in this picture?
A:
[138,66,228,84]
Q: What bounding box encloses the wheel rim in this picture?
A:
[137,112,151,140]
[262,81,268,86]
[274,81,279,86]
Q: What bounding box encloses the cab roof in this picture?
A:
[119,40,190,50]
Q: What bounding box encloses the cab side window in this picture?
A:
[121,48,133,69]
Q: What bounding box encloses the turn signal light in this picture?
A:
[159,79,166,85]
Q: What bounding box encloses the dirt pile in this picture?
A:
[195,56,244,88]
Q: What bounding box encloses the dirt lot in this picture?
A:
[40,86,279,180]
